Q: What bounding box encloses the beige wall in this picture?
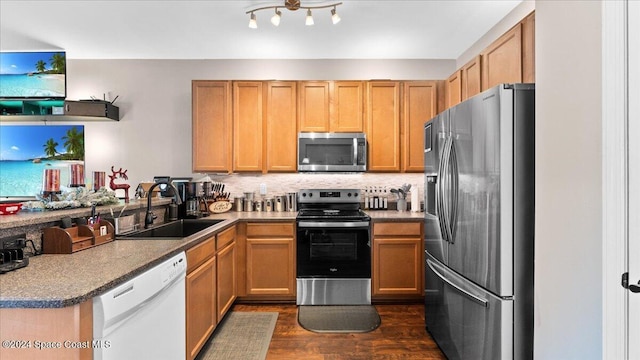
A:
[1,59,450,197]
[534,1,603,358]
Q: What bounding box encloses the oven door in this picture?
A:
[296,221,371,278]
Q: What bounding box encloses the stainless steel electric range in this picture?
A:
[296,189,371,305]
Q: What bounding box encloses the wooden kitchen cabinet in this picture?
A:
[402,81,438,172]
[244,222,296,298]
[330,81,364,132]
[0,300,93,360]
[265,81,298,172]
[366,81,401,172]
[481,23,523,91]
[186,236,217,360]
[216,226,237,320]
[522,11,535,83]
[298,81,330,132]
[233,81,263,172]
[462,55,482,100]
[298,81,364,132]
[372,222,424,299]
[192,80,232,173]
[445,70,463,108]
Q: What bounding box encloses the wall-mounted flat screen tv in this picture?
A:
[0,51,67,99]
[0,124,84,202]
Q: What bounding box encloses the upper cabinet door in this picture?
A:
[366,81,401,172]
[233,81,263,172]
[192,81,232,173]
[446,71,462,108]
[462,55,482,101]
[298,81,330,132]
[402,81,438,173]
[265,81,298,172]
[330,81,364,132]
[481,23,523,90]
[522,12,535,83]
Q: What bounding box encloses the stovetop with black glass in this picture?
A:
[296,189,370,221]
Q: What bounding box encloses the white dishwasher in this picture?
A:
[93,251,186,360]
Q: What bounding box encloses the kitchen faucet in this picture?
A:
[145,181,182,229]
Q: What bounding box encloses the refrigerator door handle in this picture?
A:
[448,138,459,243]
[440,136,454,243]
[427,259,488,307]
[436,136,450,242]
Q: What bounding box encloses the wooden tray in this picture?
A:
[43,220,115,254]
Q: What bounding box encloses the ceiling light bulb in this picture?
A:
[249,12,257,29]
[305,9,314,26]
[331,8,340,24]
[271,9,281,26]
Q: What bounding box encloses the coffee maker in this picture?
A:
[173,180,208,219]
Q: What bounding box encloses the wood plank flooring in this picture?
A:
[231,303,447,360]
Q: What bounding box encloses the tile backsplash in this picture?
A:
[201,172,424,199]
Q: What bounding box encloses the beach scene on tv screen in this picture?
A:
[0,125,84,197]
[0,52,66,98]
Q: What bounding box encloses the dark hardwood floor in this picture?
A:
[231,303,447,360]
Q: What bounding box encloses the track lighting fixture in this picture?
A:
[331,6,340,24]
[246,0,342,29]
[271,9,282,26]
[305,9,314,26]
[248,12,257,29]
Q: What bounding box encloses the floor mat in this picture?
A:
[297,305,381,333]
[195,312,278,360]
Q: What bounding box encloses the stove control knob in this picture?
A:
[347,192,352,197]
[309,193,313,197]
[353,192,358,197]
[302,192,307,197]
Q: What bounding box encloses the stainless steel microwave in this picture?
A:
[298,132,367,172]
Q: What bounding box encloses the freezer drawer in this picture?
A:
[425,255,513,360]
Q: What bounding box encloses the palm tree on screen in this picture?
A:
[43,138,58,157]
[35,60,46,73]
[62,127,84,160]
[50,53,65,74]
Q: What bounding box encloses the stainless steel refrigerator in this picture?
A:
[424,83,534,360]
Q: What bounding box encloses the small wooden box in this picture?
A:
[43,220,115,254]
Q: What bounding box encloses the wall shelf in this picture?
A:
[0,100,119,122]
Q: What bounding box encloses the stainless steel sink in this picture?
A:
[118,219,224,239]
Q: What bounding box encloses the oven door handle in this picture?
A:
[297,221,370,228]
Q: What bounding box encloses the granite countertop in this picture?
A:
[0,198,172,230]
[0,209,423,308]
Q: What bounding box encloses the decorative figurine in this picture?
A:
[109,166,131,203]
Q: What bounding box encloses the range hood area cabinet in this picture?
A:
[192,80,438,174]
[298,81,365,133]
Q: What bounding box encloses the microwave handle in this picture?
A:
[353,138,357,166]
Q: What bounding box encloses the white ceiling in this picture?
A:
[0,0,524,60]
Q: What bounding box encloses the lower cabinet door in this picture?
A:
[186,256,216,360]
[246,238,295,296]
[217,242,236,319]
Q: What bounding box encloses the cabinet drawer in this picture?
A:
[187,236,215,273]
[217,226,236,249]
[246,222,294,237]
[373,222,421,236]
